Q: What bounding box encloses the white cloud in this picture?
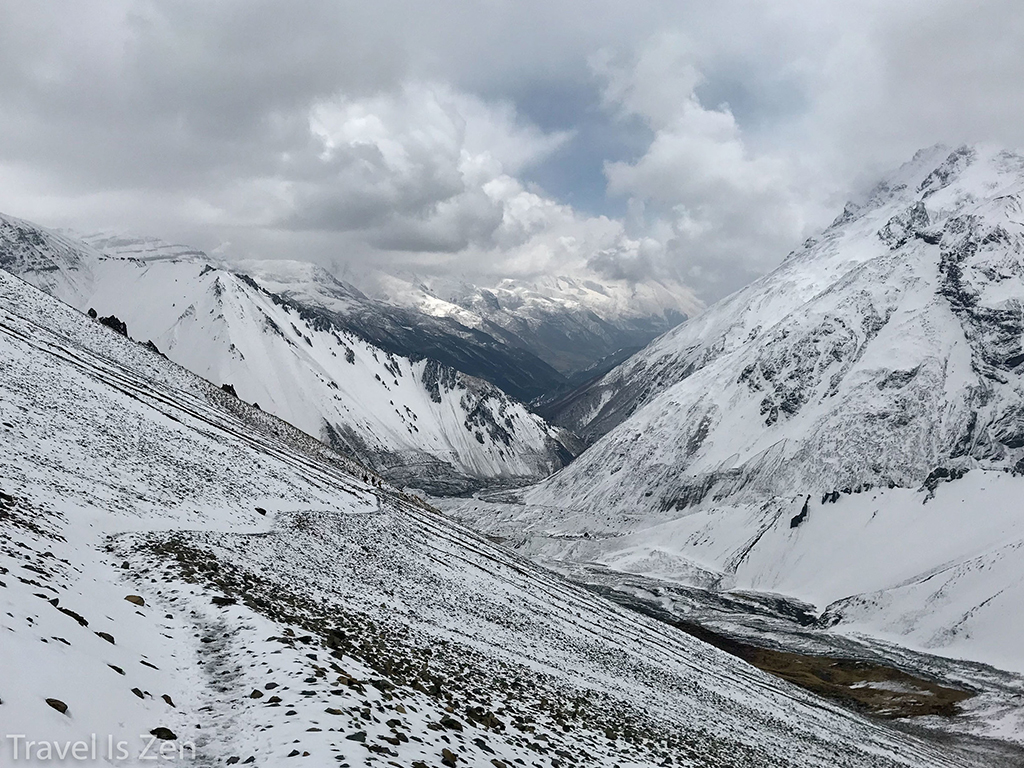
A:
[3,1,1024,301]
[594,34,817,296]
[277,83,570,255]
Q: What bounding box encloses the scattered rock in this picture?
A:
[95,631,115,644]
[324,708,343,715]
[162,694,175,707]
[150,728,177,741]
[441,747,459,767]
[790,495,810,529]
[131,688,145,699]
[440,715,464,732]
[345,731,366,742]
[98,314,128,337]
[108,664,125,675]
[57,606,89,627]
[45,698,68,714]
[212,596,237,607]
[249,689,264,699]
[125,595,145,606]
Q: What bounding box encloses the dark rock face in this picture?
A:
[879,202,931,249]
[790,496,811,528]
[421,360,462,404]
[98,314,128,337]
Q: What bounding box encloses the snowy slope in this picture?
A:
[0,217,577,493]
[0,268,972,767]
[467,145,1024,671]
[369,271,700,381]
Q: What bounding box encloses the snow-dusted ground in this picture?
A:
[0,216,576,493]
[0,264,987,765]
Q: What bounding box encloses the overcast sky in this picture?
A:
[2,1,1023,300]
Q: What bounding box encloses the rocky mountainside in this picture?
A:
[541,146,1024,447]
[81,233,568,405]
[0,217,577,494]
[461,145,1024,674]
[368,272,700,385]
[0,266,974,767]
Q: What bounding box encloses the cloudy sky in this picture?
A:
[2,1,1023,300]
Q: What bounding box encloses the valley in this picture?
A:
[3,143,1024,766]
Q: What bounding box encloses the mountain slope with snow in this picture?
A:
[467,145,1024,672]
[0,267,974,766]
[0,217,577,493]
[81,233,569,405]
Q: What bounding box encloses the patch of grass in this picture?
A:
[601,589,974,719]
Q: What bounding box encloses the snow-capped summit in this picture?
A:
[78,230,210,262]
[0,218,577,493]
[477,145,1024,671]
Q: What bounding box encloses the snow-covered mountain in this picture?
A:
[0,217,577,494]
[0,266,972,766]
[81,233,569,406]
[367,271,700,383]
[459,145,1024,673]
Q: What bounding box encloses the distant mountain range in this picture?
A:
[366,271,698,386]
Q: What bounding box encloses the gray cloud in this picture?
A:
[1,1,1024,301]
